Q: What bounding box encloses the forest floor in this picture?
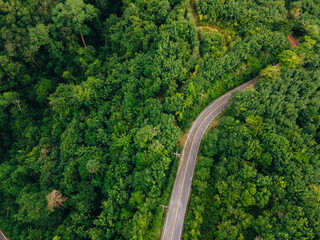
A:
[207,112,223,130]
[189,0,232,56]
[190,0,224,32]
[178,129,190,148]
[190,0,197,24]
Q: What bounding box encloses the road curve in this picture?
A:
[288,34,299,47]
[161,78,258,240]
[0,230,7,240]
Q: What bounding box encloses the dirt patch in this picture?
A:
[207,119,220,130]
[177,128,191,148]
[190,0,197,25]
[176,123,194,170]
[157,93,163,102]
[207,111,224,130]
[197,25,220,32]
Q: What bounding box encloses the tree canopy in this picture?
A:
[184,49,320,240]
[0,0,319,239]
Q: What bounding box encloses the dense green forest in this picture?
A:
[184,65,320,239]
[0,0,319,239]
[184,1,320,238]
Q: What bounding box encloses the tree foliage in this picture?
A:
[0,0,319,239]
[184,65,320,239]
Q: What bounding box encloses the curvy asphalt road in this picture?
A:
[0,230,7,240]
[288,34,299,47]
[161,78,258,240]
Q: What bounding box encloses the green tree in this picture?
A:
[52,0,98,47]
[278,50,303,68]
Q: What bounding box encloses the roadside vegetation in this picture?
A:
[184,59,320,240]
[184,1,320,239]
[0,0,319,239]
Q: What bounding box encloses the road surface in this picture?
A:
[288,34,299,47]
[161,78,258,240]
[0,230,7,240]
